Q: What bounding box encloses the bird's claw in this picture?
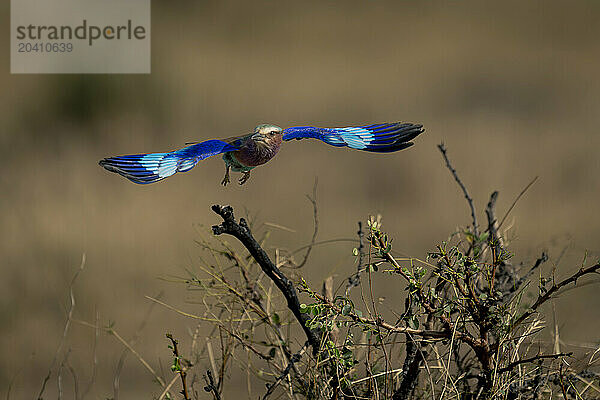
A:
[221,174,230,186]
[238,172,251,185]
[221,166,231,186]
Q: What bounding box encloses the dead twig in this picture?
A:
[292,179,319,269]
[37,254,85,400]
[497,176,538,230]
[262,342,308,399]
[485,191,502,248]
[158,375,181,400]
[112,292,163,399]
[73,319,166,387]
[203,370,221,400]
[437,143,479,238]
[347,221,364,290]
[81,309,99,400]
[498,352,573,374]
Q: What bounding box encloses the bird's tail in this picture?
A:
[99,152,198,184]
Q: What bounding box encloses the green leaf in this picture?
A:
[272,313,281,325]
[171,357,181,372]
[300,304,308,313]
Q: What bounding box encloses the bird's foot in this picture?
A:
[238,171,251,185]
[221,171,230,186]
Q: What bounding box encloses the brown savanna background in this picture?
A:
[2,1,599,398]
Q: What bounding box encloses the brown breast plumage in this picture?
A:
[233,135,282,167]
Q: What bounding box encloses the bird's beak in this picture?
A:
[251,133,267,142]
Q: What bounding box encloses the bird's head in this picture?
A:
[252,124,283,146]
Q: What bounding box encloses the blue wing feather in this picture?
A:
[282,122,423,152]
[99,139,239,184]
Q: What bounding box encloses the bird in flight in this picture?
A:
[99,122,424,186]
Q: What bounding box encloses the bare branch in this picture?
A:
[437,143,479,238]
[211,205,321,353]
[510,263,600,333]
[498,353,573,374]
[293,179,319,269]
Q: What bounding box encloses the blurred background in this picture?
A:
[2,1,599,398]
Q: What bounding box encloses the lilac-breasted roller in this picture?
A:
[99,122,424,186]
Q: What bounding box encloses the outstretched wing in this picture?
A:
[99,139,241,184]
[282,122,424,153]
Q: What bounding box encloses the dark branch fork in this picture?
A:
[211,205,321,353]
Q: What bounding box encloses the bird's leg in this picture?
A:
[221,165,231,186]
[238,170,251,185]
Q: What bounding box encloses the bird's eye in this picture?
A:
[270,131,276,136]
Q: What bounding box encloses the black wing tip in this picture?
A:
[361,122,423,152]
[383,122,424,144]
[98,158,120,173]
[364,141,415,153]
[396,121,424,133]
[98,158,134,180]
[366,122,424,137]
